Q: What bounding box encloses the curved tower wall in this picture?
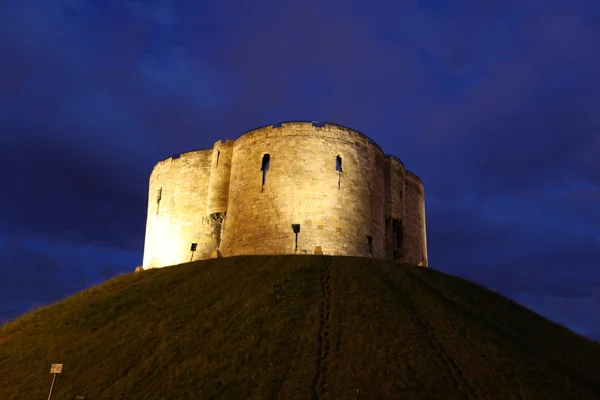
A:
[220,122,386,258]
[403,171,428,266]
[368,145,386,257]
[385,156,405,219]
[383,156,406,260]
[142,150,215,269]
[207,140,234,216]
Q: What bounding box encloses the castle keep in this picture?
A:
[142,122,427,269]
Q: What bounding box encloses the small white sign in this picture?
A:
[50,364,63,374]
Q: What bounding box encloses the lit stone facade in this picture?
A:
[141,122,427,269]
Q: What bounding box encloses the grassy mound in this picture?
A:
[1,255,599,399]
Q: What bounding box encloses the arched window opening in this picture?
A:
[261,153,271,185]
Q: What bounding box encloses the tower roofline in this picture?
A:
[153,122,389,171]
[152,147,213,169]
[384,153,405,167]
[235,121,381,149]
[405,170,424,185]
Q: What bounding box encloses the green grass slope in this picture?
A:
[1,255,599,399]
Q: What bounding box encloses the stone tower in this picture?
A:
[141,122,427,269]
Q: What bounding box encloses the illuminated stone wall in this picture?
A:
[141,121,428,268]
[142,150,215,269]
[220,122,386,258]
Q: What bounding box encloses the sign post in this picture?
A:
[48,364,63,400]
[291,224,300,251]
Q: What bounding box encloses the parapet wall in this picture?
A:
[141,121,428,268]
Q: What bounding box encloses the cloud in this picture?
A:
[126,0,179,26]
[0,0,236,249]
[0,0,233,145]
[0,235,136,322]
[0,129,148,250]
[0,237,80,321]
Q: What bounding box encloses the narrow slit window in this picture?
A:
[367,235,373,256]
[156,188,162,215]
[336,155,342,188]
[261,153,271,185]
[216,150,220,166]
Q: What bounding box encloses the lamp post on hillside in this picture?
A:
[292,224,300,251]
[190,243,197,262]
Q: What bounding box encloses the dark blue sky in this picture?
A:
[1,0,598,341]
